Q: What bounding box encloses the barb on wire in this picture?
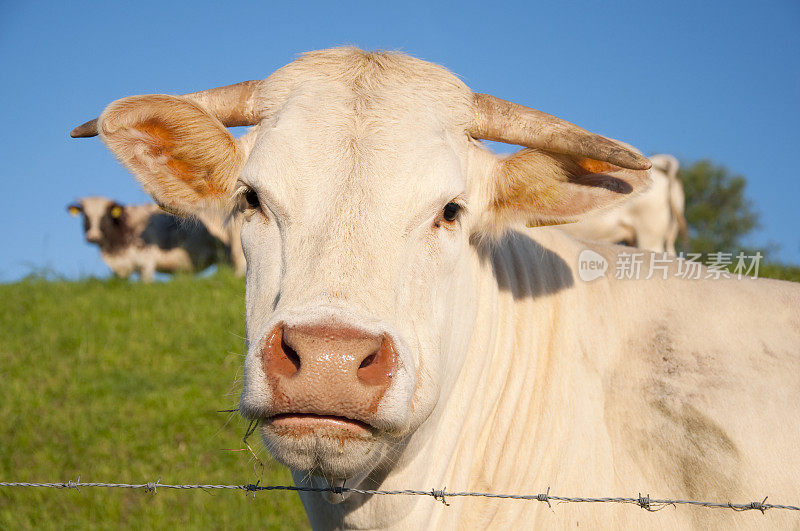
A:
[536,486,551,508]
[64,475,80,492]
[431,487,449,506]
[144,478,160,494]
[0,481,798,514]
[731,496,769,514]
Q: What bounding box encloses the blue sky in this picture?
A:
[1,0,798,281]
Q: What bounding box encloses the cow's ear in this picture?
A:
[480,148,650,234]
[108,203,124,219]
[99,95,244,216]
[67,204,82,217]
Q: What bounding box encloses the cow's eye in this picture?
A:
[442,202,461,222]
[244,188,260,209]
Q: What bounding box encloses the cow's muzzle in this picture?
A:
[85,232,103,244]
[260,322,396,435]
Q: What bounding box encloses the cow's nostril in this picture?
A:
[357,337,395,387]
[359,352,377,369]
[281,335,301,372]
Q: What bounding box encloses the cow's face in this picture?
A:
[89,48,650,483]
[233,66,479,480]
[68,197,126,247]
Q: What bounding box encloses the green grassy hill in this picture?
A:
[0,270,307,530]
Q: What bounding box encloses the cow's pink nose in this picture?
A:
[261,323,396,420]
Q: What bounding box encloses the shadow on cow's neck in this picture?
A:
[474,230,574,300]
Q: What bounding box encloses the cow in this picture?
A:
[67,196,221,282]
[659,154,689,252]
[560,154,688,253]
[195,208,247,277]
[71,48,800,529]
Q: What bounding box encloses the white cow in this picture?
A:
[67,196,221,282]
[72,48,800,529]
[561,154,688,253]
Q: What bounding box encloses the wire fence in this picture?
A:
[1,480,798,514]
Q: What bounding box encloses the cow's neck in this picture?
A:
[98,227,138,255]
[327,229,598,529]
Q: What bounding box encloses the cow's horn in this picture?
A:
[69,79,263,138]
[70,119,99,138]
[470,93,651,171]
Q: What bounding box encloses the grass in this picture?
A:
[0,269,308,530]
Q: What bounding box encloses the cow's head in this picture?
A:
[67,196,127,247]
[72,48,650,484]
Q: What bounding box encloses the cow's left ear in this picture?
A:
[468,93,651,235]
[482,148,650,232]
[99,95,245,216]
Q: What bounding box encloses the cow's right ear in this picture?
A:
[67,204,82,217]
[108,203,124,220]
[98,95,245,216]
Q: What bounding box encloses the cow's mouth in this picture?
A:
[260,412,386,478]
[266,413,373,438]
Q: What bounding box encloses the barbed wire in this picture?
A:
[1,480,798,514]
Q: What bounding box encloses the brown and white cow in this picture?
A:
[72,48,800,529]
[560,154,688,253]
[68,196,221,282]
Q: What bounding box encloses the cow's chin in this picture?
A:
[261,414,388,479]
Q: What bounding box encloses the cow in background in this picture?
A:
[560,153,688,254]
[195,209,246,277]
[657,155,689,253]
[67,196,221,282]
